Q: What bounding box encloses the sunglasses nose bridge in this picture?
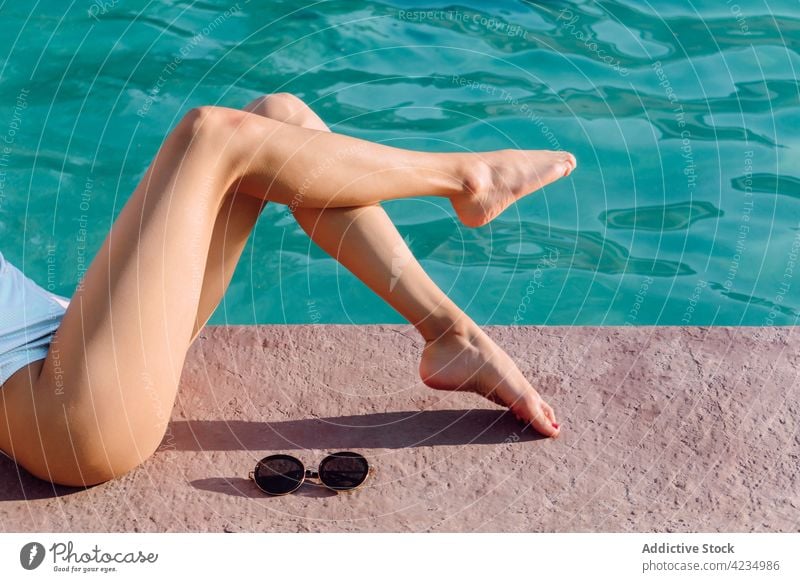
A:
[305,469,319,479]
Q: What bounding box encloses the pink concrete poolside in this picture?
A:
[1,325,798,532]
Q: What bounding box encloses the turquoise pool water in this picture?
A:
[0,1,797,325]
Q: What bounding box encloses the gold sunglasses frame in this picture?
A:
[248,452,375,496]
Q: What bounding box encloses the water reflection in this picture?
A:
[600,201,722,231]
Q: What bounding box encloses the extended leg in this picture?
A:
[242,94,561,437]
[228,105,576,226]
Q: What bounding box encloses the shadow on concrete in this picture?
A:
[0,453,88,502]
[162,409,545,452]
[0,410,542,502]
[190,477,339,499]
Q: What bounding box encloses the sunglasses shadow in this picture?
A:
[160,409,545,452]
[190,477,338,499]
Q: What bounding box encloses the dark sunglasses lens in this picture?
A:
[319,452,369,491]
[254,455,304,495]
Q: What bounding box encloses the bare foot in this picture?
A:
[452,149,577,227]
[419,324,560,437]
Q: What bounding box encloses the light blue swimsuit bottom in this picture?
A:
[0,251,70,387]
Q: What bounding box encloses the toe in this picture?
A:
[542,402,557,423]
[533,407,558,437]
[566,152,577,168]
[561,152,577,176]
[542,403,561,436]
[544,402,562,432]
[519,396,558,437]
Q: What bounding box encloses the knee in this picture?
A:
[168,105,251,184]
[177,105,245,143]
[51,442,161,488]
[28,416,167,488]
[244,93,309,122]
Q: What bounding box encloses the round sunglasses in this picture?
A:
[249,451,373,495]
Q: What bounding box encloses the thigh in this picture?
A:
[190,189,266,344]
[188,93,333,344]
[0,111,234,486]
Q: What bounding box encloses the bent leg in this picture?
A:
[242,94,561,437]
[1,109,242,486]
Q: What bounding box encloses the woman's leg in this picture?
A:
[240,93,561,438]
[0,104,571,487]
[186,93,561,441]
[0,109,240,487]
[188,97,575,344]
[225,105,576,226]
[188,189,266,344]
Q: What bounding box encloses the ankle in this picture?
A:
[458,156,493,199]
[417,311,479,344]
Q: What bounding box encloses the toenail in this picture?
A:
[552,422,559,429]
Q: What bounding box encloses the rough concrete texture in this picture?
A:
[1,325,798,532]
